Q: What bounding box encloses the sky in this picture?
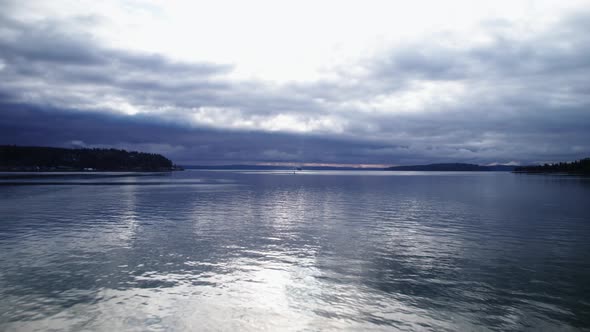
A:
[1,0,589,166]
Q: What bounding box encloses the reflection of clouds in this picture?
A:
[2,172,589,331]
[0,184,144,330]
[261,187,308,237]
[114,184,139,244]
[372,197,469,265]
[183,181,465,330]
[0,184,143,259]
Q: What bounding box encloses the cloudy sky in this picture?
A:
[1,0,589,166]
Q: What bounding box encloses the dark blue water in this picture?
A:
[0,170,589,331]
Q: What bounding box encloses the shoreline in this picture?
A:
[0,171,174,180]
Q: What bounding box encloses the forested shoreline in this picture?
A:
[514,158,590,174]
[0,145,177,172]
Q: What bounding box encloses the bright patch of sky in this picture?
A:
[9,0,588,82]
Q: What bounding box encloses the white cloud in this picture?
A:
[6,0,589,82]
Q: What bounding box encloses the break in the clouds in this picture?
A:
[1,0,589,165]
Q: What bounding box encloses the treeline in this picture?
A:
[514,158,590,174]
[0,145,175,171]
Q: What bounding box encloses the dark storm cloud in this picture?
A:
[0,9,589,165]
[2,100,588,166]
[0,102,405,165]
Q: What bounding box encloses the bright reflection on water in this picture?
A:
[0,171,589,331]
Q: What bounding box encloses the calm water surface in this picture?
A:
[0,170,589,331]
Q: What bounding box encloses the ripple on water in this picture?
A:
[0,171,589,331]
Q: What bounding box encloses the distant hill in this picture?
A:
[386,163,516,172]
[0,145,176,172]
[514,158,590,175]
[184,165,384,171]
[186,163,515,171]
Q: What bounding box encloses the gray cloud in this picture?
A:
[0,8,589,165]
[0,102,404,165]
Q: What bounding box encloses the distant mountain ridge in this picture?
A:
[386,163,516,171]
[185,163,516,171]
[184,165,384,171]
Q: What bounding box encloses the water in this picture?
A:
[0,170,589,331]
